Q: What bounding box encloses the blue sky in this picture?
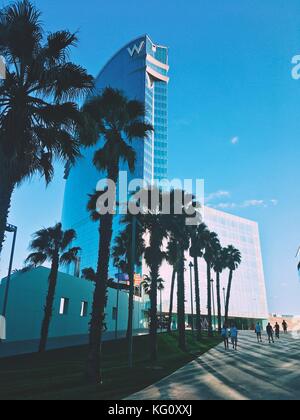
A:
[0,0,300,314]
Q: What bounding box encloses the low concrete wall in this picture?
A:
[0,267,148,343]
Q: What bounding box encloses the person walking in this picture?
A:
[274,322,280,340]
[255,322,263,343]
[230,325,238,350]
[221,325,229,350]
[282,320,288,334]
[266,323,275,344]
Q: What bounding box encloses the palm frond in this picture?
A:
[82,267,96,282]
[61,229,77,250]
[42,63,94,101]
[124,121,153,142]
[60,246,80,266]
[126,100,146,120]
[25,251,47,266]
[43,30,78,64]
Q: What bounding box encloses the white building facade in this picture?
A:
[152,207,269,324]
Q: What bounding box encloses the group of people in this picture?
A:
[221,320,289,350]
[256,320,288,344]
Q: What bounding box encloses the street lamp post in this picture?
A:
[223,287,226,323]
[2,224,17,318]
[189,262,194,333]
[128,215,137,369]
[160,286,163,333]
[115,264,122,340]
[211,279,216,332]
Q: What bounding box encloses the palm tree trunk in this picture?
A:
[193,256,202,340]
[225,270,233,325]
[216,271,222,333]
[87,213,113,384]
[167,269,176,333]
[39,254,59,353]
[127,216,136,341]
[177,245,186,351]
[149,266,159,362]
[0,177,14,257]
[206,262,213,337]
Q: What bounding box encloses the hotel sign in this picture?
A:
[127,41,145,57]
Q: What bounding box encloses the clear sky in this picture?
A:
[0,0,300,314]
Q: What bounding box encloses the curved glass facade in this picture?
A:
[62,35,169,274]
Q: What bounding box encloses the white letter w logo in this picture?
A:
[127,41,145,57]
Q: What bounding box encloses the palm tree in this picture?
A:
[142,204,168,361]
[81,89,153,383]
[141,275,164,296]
[112,217,145,338]
[167,190,196,351]
[212,245,227,332]
[203,231,220,337]
[165,238,179,333]
[142,275,165,332]
[25,223,80,353]
[189,223,210,340]
[224,245,242,325]
[0,0,93,256]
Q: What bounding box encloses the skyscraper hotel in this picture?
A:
[62,35,169,271]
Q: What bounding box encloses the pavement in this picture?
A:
[127,331,300,401]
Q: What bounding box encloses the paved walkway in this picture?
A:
[127,331,300,401]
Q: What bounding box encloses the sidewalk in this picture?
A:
[127,331,300,401]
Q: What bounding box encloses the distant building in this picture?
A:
[154,206,269,328]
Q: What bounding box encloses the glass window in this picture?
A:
[59,298,69,316]
[80,301,88,317]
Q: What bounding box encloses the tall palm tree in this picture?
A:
[25,223,80,353]
[165,237,179,333]
[212,245,227,332]
[224,245,242,325]
[203,231,220,337]
[142,201,168,362]
[81,89,153,383]
[0,0,93,256]
[189,223,210,340]
[167,190,196,351]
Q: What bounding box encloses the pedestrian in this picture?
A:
[274,322,280,339]
[230,325,238,350]
[282,320,288,334]
[255,322,263,343]
[221,325,229,350]
[266,323,274,344]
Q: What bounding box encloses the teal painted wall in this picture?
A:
[0,267,147,343]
